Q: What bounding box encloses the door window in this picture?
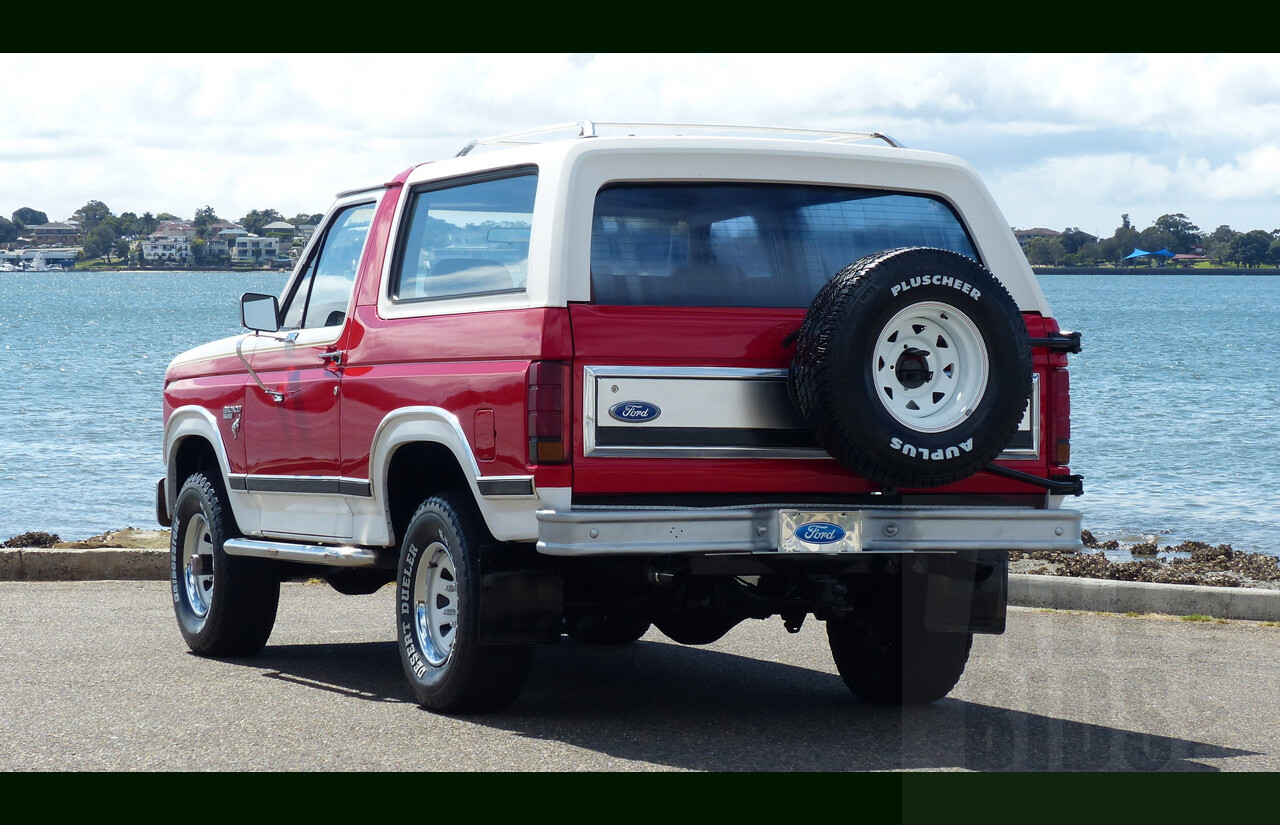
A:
[280,202,376,330]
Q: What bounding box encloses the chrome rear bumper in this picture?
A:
[536,505,1082,557]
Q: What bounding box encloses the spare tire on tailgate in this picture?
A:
[790,247,1031,489]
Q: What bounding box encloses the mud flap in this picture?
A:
[480,569,564,644]
[922,550,1008,634]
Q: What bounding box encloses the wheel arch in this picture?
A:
[163,406,235,527]
[383,440,471,549]
[369,406,541,547]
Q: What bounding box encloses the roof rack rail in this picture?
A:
[456,121,904,156]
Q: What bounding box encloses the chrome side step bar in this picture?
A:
[222,538,379,567]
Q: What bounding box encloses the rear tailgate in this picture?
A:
[568,304,1066,498]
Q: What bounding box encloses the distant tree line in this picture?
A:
[0,201,324,265]
[8,200,1280,270]
[1021,212,1280,268]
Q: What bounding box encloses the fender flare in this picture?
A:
[367,407,543,542]
[162,406,236,523]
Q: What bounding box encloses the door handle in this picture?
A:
[320,349,345,367]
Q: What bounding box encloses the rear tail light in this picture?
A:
[1050,366,1071,466]
[1029,318,1077,470]
[528,360,570,464]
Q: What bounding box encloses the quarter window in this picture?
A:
[392,171,536,302]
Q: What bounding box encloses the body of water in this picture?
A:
[1039,272,1280,554]
[0,271,284,543]
[1,270,1276,557]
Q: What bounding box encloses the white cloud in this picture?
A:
[1196,145,1280,201]
[5,53,1280,234]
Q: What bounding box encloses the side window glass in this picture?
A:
[392,172,535,302]
[279,202,375,329]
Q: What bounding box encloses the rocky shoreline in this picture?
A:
[1010,531,1280,591]
[5,527,1279,591]
[2,528,169,551]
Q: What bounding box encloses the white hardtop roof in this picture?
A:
[340,122,973,200]
[394,122,984,192]
[340,121,1050,314]
[455,121,908,156]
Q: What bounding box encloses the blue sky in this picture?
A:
[6,53,1280,239]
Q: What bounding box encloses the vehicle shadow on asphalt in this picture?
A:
[251,641,411,705]
[239,635,1255,772]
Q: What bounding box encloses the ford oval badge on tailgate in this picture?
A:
[795,522,846,544]
[608,401,661,423]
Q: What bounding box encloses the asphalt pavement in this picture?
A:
[2,545,1278,623]
[6,578,1279,771]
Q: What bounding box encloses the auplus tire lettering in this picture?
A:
[890,436,974,461]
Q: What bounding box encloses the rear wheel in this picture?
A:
[170,472,280,657]
[396,492,533,713]
[826,570,972,704]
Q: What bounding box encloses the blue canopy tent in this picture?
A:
[1125,248,1175,266]
[1125,248,1175,259]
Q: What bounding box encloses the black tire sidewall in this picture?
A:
[826,568,973,704]
[793,248,1031,487]
[396,493,532,713]
[397,501,467,698]
[168,472,279,656]
[170,477,221,644]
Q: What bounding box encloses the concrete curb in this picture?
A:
[0,548,168,582]
[1009,573,1280,623]
[2,550,1278,623]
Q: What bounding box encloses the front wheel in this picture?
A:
[170,472,280,657]
[397,492,533,713]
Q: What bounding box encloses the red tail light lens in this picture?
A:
[528,361,569,464]
[1051,366,1071,466]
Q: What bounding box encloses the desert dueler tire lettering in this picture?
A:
[170,472,280,657]
[397,491,533,713]
[790,247,1032,488]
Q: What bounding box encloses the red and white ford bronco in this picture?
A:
[160,122,1082,713]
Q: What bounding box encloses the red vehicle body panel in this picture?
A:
[564,304,1070,497]
[337,304,574,486]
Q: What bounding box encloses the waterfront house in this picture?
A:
[154,221,199,242]
[232,234,280,263]
[26,222,80,246]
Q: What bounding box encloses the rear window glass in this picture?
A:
[590,183,978,307]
